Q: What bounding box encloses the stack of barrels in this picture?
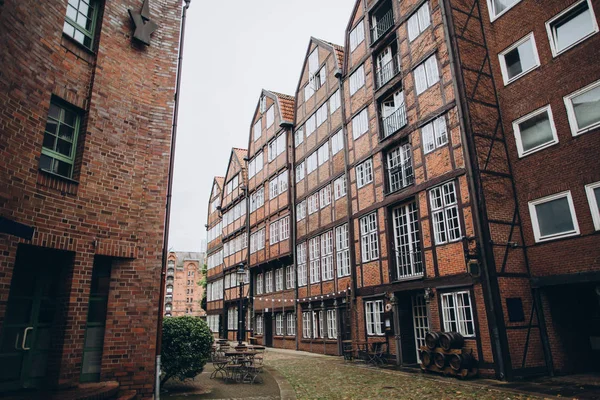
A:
[419,331,478,378]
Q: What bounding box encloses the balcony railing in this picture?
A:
[370,9,394,44]
[375,55,401,89]
[381,104,407,139]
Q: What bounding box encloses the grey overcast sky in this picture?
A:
[168,0,353,252]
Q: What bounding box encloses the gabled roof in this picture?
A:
[320,39,345,71]
[222,148,248,202]
[266,90,295,123]
[215,176,224,189]
[232,148,248,170]
[343,0,362,75]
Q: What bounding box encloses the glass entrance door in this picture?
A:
[0,247,65,391]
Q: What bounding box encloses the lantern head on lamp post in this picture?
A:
[236,263,246,346]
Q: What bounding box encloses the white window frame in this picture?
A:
[349,20,365,52]
[498,33,541,85]
[297,242,307,287]
[317,142,329,166]
[545,0,599,57]
[307,152,318,174]
[296,162,306,183]
[528,191,580,242]
[352,108,369,139]
[429,181,462,245]
[316,102,328,127]
[327,309,337,339]
[256,314,264,335]
[295,127,304,147]
[308,193,319,215]
[270,220,280,245]
[286,265,296,289]
[265,270,273,293]
[349,64,365,96]
[334,175,347,200]
[319,185,331,207]
[321,230,334,281]
[486,0,521,22]
[585,182,600,231]
[360,213,379,262]
[407,2,431,42]
[287,313,296,336]
[296,200,306,221]
[302,312,311,338]
[329,90,341,113]
[335,224,350,277]
[306,114,316,136]
[309,236,321,284]
[441,291,475,337]
[356,158,373,188]
[275,268,283,292]
[331,130,344,155]
[564,79,600,136]
[414,55,439,95]
[253,119,262,141]
[266,105,275,128]
[512,105,558,157]
[365,300,384,336]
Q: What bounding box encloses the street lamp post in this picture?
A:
[236,263,246,346]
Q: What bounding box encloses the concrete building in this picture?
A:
[0,0,183,397]
[204,0,600,380]
[164,251,206,317]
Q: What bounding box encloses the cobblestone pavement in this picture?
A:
[264,348,546,400]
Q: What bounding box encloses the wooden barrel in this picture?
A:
[433,351,446,369]
[449,353,474,371]
[439,332,464,351]
[425,331,441,350]
[420,349,433,367]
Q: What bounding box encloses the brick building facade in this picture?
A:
[0,0,182,397]
[164,251,206,317]
[204,0,600,380]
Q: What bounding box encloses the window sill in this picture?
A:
[37,169,79,195]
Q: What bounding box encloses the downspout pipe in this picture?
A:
[156,1,191,398]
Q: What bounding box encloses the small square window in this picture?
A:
[585,182,600,231]
[528,191,580,242]
[564,79,600,136]
[512,105,558,157]
[498,33,540,85]
[546,0,598,57]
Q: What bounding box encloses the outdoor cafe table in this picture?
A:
[223,351,259,382]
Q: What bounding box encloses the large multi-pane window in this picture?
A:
[286,265,295,289]
[269,171,288,199]
[302,312,311,338]
[441,291,475,337]
[407,2,431,42]
[227,307,238,330]
[265,270,273,293]
[429,181,462,244]
[40,99,82,179]
[413,55,439,95]
[256,273,264,295]
[250,228,266,254]
[360,213,379,262]
[275,268,283,291]
[287,313,296,336]
[309,237,321,283]
[276,313,284,335]
[250,187,265,212]
[334,175,347,200]
[308,193,319,214]
[269,220,280,245]
[422,115,448,154]
[392,202,423,279]
[321,231,334,281]
[63,0,98,49]
[386,143,413,193]
[268,133,286,162]
[336,224,350,277]
[349,65,365,95]
[349,20,365,51]
[248,152,263,178]
[297,243,307,286]
[356,158,374,188]
[352,109,369,139]
[319,185,332,207]
[327,309,337,339]
[365,300,384,336]
[255,315,264,335]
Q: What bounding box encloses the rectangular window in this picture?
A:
[356,158,373,188]
[422,115,448,154]
[308,193,319,214]
[350,20,365,51]
[278,170,288,193]
[250,187,264,212]
[528,191,580,242]
[429,181,462,244]
[276,313,284,336]
[321,231,334,281]
[296,200,306,221]
[304,83,315,102]
[275,269,283,292]
[441,291,475,337]
[254,120,262,141]
[309,237,321,283]
[319,185,332,207]
[266,106,275,128]
[297,243,307,287]
[286,265,296,289]
[295,127,304,147]
[407,2,431,41]
[287,313,296,336]
[256,315,263,335]
[331,130,344,155]
[360,213,379,262]
[317,142,329,166]
[265,270,273,293]
[270,221,280,245]
[386,143,414,193]
[585,182,600,231]
[306,114,316,136]
[63,0,98,49]
[40,99,81,179]
[546,0,598,57]
[365,300,384,336]
[329,90,341,113]
[327,309,337,339]
[414,55,439,95]
[352,109,369,139]
[302,312,311,338]
[307,152,318,174]
[335,224,350,277]
[316,103,328,127]
[499,33,540,85]
[280,216,290,240]
[392,202,423,279]
[308,49,319,74]
[486,0,521,21]
[512,105,558,157]
[334,175,347,200]
[269,178,278,200]
[250,228,266,254]
[249,151,263,178]
[349,65,365,96]
[296,162,306,183]
[564,79,600,136]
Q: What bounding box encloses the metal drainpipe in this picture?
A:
[156,1,190,399]
[288,124,299,351]
[439,0,506,380]
[336,70,358,340]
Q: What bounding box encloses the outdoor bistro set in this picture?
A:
[210,339,266,384]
